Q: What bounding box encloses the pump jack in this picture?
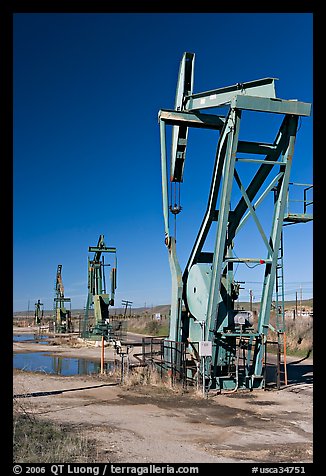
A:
[82,234,117,340]
[159,52,312,391]
[54,264,72,333]
[34,299,43,326]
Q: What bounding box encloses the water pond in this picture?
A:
[13,333,49,344]
[13,352,113,376]
[13,333,114,376]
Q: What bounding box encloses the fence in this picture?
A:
[134,337,189,387]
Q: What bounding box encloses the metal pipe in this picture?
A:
[283,332,288,385]
[276,341,281,390]
[101,335,105,374]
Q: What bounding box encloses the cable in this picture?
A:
[232,248,262,269]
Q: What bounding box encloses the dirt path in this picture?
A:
[13,327,313,463]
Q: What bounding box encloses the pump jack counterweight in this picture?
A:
[159,52,313,392]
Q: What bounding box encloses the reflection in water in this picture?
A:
[13,352,113,376]
[13,334,49,344]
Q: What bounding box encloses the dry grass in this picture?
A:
[106,360,162,386]
[121,364,164,387]
[285,315,313,356]
[125,316,169,337]
[13,398,98,463]
[267,313,313,357]
[13,377,98,463]
[47,335,84,347]
[107,360,191,396]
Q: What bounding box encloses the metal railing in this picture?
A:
[284,182,313,223]
[134,337,189,387]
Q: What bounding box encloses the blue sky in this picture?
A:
[13,13,313,312]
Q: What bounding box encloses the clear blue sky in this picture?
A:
[13,13,313,312]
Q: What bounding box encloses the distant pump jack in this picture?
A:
[82,234,117,341]
[34,299,44,326]
[53,264,72,333]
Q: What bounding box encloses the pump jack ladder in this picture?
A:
[159,52,312,391]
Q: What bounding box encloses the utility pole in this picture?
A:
[300,284,302,317]
[249,289,253,312]
[122,300,133,318]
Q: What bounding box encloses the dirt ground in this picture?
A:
[13,327,313,464]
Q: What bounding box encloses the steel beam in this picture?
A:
[159,118,170,238]
[231,95,311,116]
[206,107,241,340]
[254,115,299,376]
[159,109,225,130]
[170,52,195,182]
[185,77,277,111]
